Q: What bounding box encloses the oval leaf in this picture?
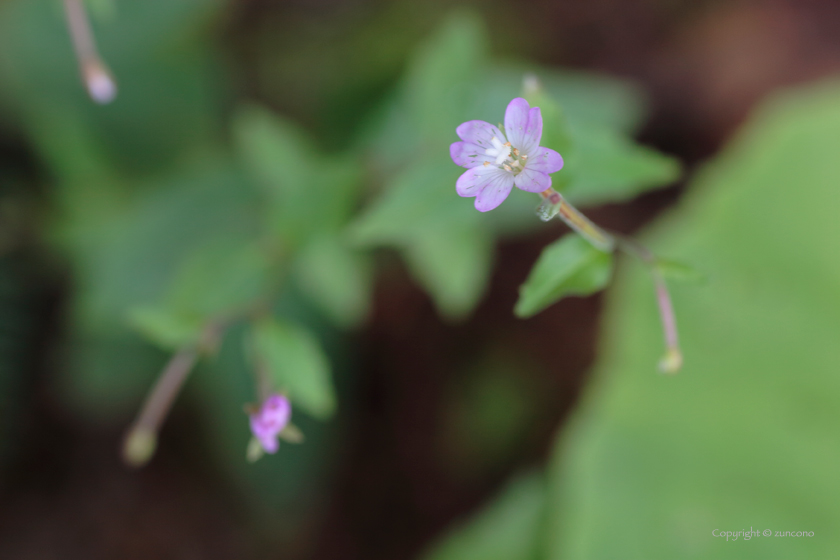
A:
[515,234,613,318]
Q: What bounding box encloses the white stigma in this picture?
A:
[485,136,511,165]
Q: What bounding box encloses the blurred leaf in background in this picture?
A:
[0,0,346,526]
[422,472,546,560]
[422,78,840,560]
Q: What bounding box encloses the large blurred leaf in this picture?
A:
[164,237,270,320]
[126,305,203,351]
[405,10,488,142]
[562,123,681,206]
[350,158,477,245]
[293,235,373,328]
[544,80,840,559]
[404,226,494,320]
[67,160,258,328]
[421,472,546,560]
[233,105,316,200]
[250,318,337,419]
[515,235,613,318]
[233,104,363,246]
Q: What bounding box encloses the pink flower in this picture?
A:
[450,98,564,212]
[249,394,291,454]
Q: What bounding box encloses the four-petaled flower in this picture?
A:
[450,97,564,212]
[249,393,291,454]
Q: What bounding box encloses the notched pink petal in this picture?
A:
[526,147,564,174]
[450,141,492,168]
[504,98,531,149]
[457,166,505,198]
[514,168,552,193]
[475,173,515,212]
[519,107,542,155]
[456,120,505,148]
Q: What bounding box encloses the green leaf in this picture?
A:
[126,305,203,350]
[232,104,316,202]
[421,472,546,560]
[545,79,840,559]
[233,105,363,244]
[66,160,258,329]
[166,238,271,320]
[562,124,681,206]
[293,235,373,328]
[404,226,494,321]
[515,234,613,318]
[405,10,488,142]
[250,318,336,419]
[349,157,476,246]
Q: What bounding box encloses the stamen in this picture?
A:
[504,164,512,172]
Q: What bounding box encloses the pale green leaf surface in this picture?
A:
[515,235,613,318]
[405,10,488,142]
[165,238,270,320]
[545,80,840,559]
[562,124,681,207]
[349,157,478,245]
[404,226,493,320]
[293,236,373,328]
[126,306,203,350]
[421,472,546,560]
[233,104,316,202]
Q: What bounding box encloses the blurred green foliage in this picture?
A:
[0,0,679,531]
[421,79,840,559]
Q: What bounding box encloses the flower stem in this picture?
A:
[537,187,682,373]
[62,0,117,103]
[538,188,615,251]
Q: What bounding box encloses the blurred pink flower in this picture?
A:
[249,394,291,454]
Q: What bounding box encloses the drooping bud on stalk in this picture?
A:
[654,274,683,374]
[248,394,292,455]
[82,60,117,104]
[63,0,117,104]
[122,347,198,467]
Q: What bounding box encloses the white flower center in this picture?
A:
[485,137,512,165]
